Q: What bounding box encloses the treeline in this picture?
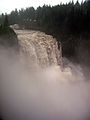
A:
[0,15,10,34]
[0,0,90,58]
[0,14,16,35]
[0,0,90,35]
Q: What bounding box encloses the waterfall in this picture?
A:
[15,30,62,68]
[1,29,89,120]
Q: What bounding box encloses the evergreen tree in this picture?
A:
[3,14,9,28]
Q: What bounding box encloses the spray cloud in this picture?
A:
[0,48,90,120]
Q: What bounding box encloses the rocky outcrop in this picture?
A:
[61,33,90,66]
[77,37,90,66]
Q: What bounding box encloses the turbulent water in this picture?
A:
[15,30,62,68]
[0,30,90,120]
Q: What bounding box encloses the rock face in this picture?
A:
[78,39,90,66]
[15,30,62,68]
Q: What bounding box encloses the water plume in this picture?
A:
[0,47,89,120]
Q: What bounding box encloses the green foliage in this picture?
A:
[0,0,90,56]
[3,15,9,28]
[0,14,18,48]
[2,0,89,34]
[0,14,16,35]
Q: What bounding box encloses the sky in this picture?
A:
[0,0,83,14]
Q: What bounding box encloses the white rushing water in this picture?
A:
[0,30,90,120]
[16,30,62,68]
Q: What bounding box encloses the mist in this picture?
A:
[0,48,90,120]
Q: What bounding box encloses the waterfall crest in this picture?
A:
[15,30,62,68]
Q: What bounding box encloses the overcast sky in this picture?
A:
[0,0,83,14]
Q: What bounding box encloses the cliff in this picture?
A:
[0,27,18,49]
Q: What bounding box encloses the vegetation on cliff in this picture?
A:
[0,0,90,60]
[0,15,18,47]
[0,0,89,34]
